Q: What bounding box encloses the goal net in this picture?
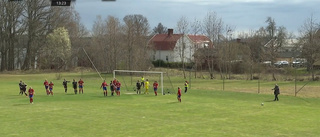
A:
[113,70,171,95]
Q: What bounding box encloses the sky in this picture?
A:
[74,0,320,37]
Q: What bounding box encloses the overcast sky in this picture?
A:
[74,0,320,37]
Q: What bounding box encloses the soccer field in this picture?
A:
[1,72,320,137]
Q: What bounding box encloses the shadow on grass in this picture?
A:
[167,101,180,104]
[66,94,77,95]
[264,100,277,102]
[90,95,116,98]
[13,103,30,106]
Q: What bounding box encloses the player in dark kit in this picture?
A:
[62,79,70,93]
[136,80,141,94]
[28,87,35,104]
[72,79,77,94]
[110,81,115,96]
[19,81,28,96]
[177,87,181,102]
[272,84,280,101]
[100,80,108,96]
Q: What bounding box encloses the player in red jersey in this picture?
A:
[112,78,117,86]
[100,80,108,96]
[49,81,54,95]
[153,81,158,96]
[78,79,84,94]
[116,80,121,96]
[28,87,35,104]
[177,87,181,102]
[44,79,49,95]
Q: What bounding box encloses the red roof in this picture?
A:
[188,35,211,43]
[148,34,183,50]
[148,32,213,50]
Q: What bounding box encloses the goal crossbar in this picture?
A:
[113,70,165,95]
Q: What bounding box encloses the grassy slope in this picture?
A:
[0,73,319,137]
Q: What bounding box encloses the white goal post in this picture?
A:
[113,70,164,95]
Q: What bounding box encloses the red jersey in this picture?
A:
[78,80,84,86]
[28,88,34,95]
[113,79,117,85]
[116,82,121,88]
[101,82,108,87]
[177,88,181,96]
[49,83,54,88]
[44,81,48,86]
[153,83,158,88]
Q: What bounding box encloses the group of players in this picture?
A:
[18,80,34,104]
[134,76,159,96]
[19,76,189,104]
[18,78,85,104]
[100,78,122,96]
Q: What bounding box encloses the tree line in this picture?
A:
[1,0,320,80]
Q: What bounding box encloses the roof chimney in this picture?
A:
[168,29,173,36]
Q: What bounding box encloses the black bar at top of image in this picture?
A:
[51,0,71,6]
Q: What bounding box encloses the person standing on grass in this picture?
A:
[28,87,35,104]
[78,79,84,94]
[144,79,149,94]
[44,79,49,95]
[116,80,121,96]
[72,79,77,94]
[177,87,181,102]
[110,81,115,96]
[272,84,280,101]
[49,81,54,96]
[113,78,117,87]
[153,81,158,96]
[136,80,141,94]
[184,81,189,93]
[19,81,28,96]
[19,80,24,95]
[141,76,145,88]
[62,79,70,93]
[101,80,108,96]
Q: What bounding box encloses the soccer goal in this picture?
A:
[113,70,165,95]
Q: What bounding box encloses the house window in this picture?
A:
[204,43,208,48]
[166,56,168,62]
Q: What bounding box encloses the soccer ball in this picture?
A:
[261,103,264,106]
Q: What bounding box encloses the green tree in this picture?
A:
[41,27,71,69]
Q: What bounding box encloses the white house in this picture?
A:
[148,29,212,63]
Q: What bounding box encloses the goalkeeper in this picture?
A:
[144,79,149,94]
[136,80,141,94]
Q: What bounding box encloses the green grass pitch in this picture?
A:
[0,73,319,137]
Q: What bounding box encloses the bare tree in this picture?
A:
[104,16,122,71]
[0,0,24,71]
[238,30,265,80]
[190,18,202,78]
[264,17,287,81]
[202,11,224,79]
[175,16,190,79]
[21,0,51,70]
[90,15,107,70]
[123,14,150,70]
[299,15,320,81]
